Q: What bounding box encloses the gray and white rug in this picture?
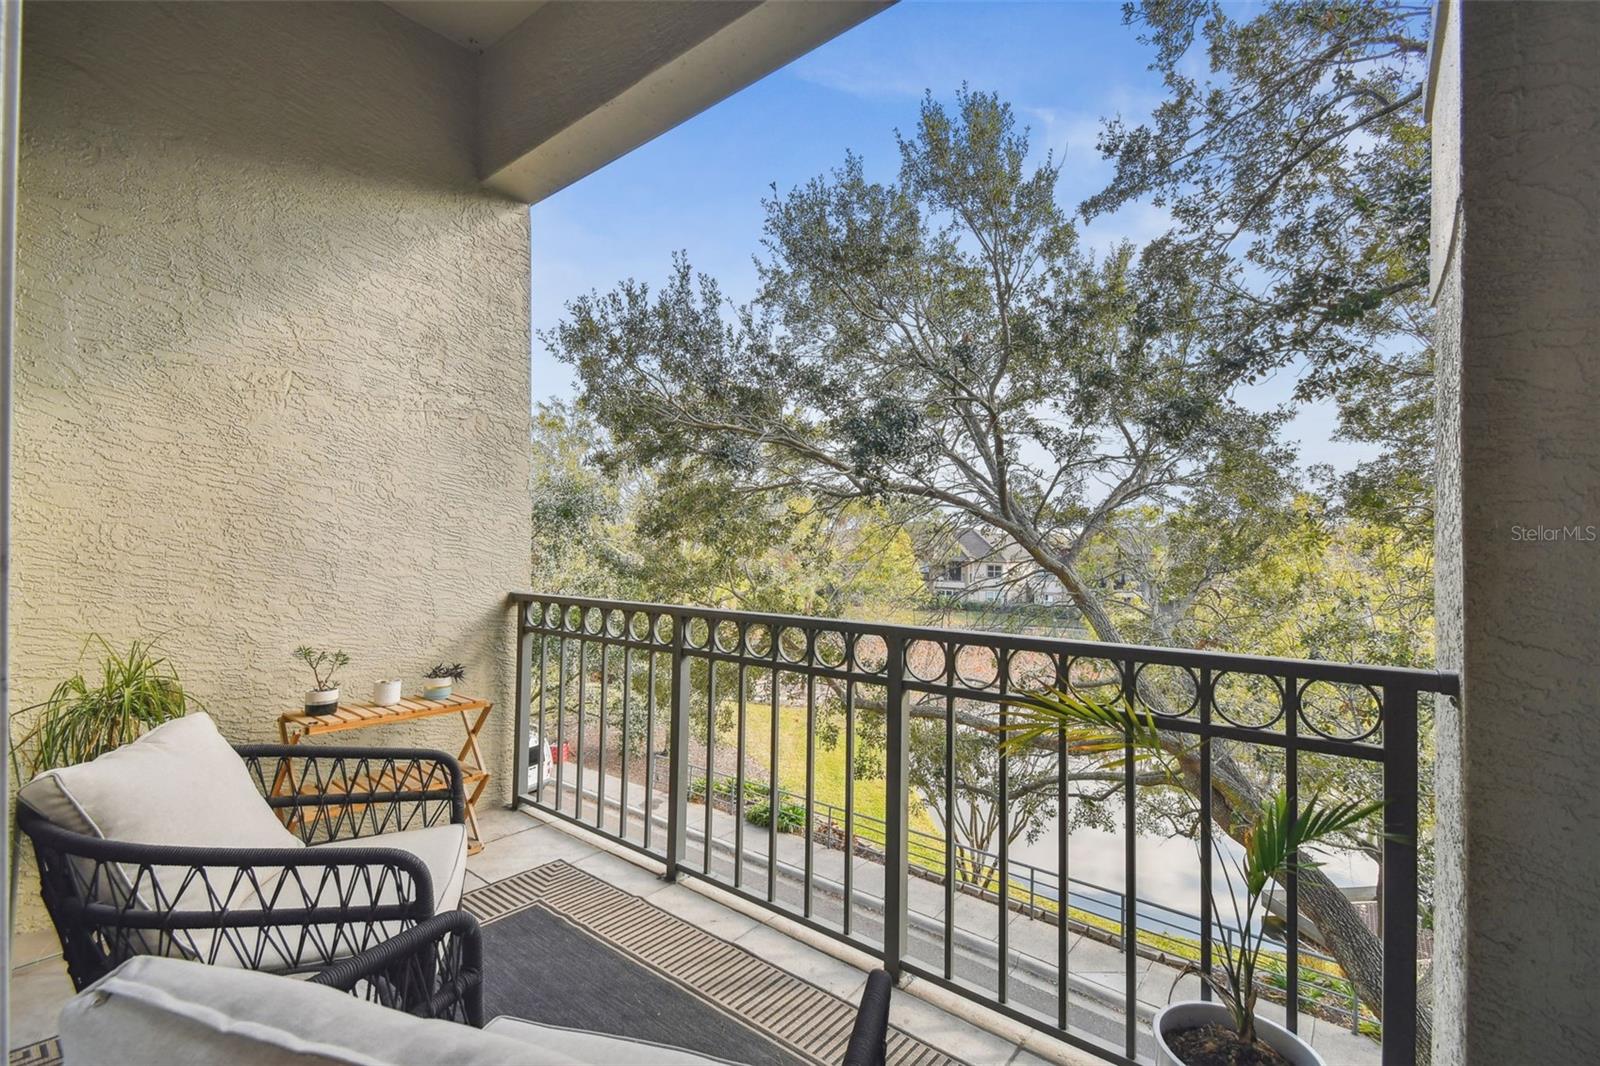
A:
[464,859,964,1066]
[8,1038,61,1066]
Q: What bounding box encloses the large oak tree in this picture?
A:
[551,87,1411,1050]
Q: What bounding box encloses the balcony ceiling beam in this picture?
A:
[472,0,890,204]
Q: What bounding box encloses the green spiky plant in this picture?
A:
[1206,788,1387,1047]
[999,685,1389,1052]
[11,635,197,780]
[423,662,466,683]
[9,635,200,925]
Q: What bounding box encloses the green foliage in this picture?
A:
[530,402,925,619]
[292,646,349,691]
[531,402,627,595]
[689,776,803,833]
[424,662,466,682]
[746,798,806,834]
[688,776,769,805]
[12,635,197,779]
[1087,0,1435,541]
[997,686,1162,760]
[547,88,1295,639]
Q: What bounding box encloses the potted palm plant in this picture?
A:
[1149,787,1384,1066]
[293,645,349,715]
[422,662,465,700]
[1000,687,1390,1066]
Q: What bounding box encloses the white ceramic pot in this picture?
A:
[371,679,402,706]
[1153,1002,1325,1066]
[304,687,340,716]
[422,681,452,700]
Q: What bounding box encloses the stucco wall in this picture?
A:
[1431,2,1600,1061]
[1426,5,1464,1061]
[13,3,531,925]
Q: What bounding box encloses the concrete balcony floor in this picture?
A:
[464,805,1089,1066]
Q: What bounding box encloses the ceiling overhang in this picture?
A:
[391,1,891,204]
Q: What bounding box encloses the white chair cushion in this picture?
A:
[60,956,742,1066]
[18,713,301,851]
[485,1017,745,1066]
[19,714,463,971]
[309,822,469,913]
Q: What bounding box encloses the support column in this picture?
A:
[1430,3,1600,1063]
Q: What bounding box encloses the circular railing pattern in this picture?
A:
[1212,671,1286,730]
[515,596,1404,746]
[1133,662,1201,719]
[1298,678,1384,742]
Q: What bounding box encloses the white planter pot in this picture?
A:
[422,681,453,700]
[304,687,340,716]
[371,679,402,706]
[1153,1002,1325,1066]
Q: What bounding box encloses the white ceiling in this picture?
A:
[387,1,546,50]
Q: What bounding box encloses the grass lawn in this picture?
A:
[714,703,939,836]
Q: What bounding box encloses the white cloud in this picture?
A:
[1078,200,1175,256]
[786,59,933,102]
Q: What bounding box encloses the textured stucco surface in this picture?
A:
[1431,2,1600,1060]
[13,3,531,926]
[1427,6,1464,1062]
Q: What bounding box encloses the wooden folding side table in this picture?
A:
[276,693,494,853]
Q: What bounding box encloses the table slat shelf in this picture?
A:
[277,693,493,852]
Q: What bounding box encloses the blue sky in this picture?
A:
[530,0,1373,473]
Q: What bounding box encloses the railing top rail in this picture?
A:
[507,591,1459,696]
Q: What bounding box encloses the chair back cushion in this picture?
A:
[18,713,303,958]
[18,712,301,850]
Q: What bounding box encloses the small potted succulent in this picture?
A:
[371,678,403,706]
[422,662,465,700]
[293,646,349,716]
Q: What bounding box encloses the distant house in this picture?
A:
[920,529,1069,605]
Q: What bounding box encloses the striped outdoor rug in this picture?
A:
[8,1038,61,1066]
[464,860,964,1066]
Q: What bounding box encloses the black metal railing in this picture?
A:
[680,761,1375,1034]
[507,592,1457,1066]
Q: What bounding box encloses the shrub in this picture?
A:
[747,799,806,833]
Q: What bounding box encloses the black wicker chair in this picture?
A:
[311,908,485,1027]
[843,969,893,1066]
[19,742,467,992]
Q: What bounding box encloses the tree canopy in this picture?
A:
[1086,0,1434,540]
[552,89,1296,647]
[545,18,1437,1046]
